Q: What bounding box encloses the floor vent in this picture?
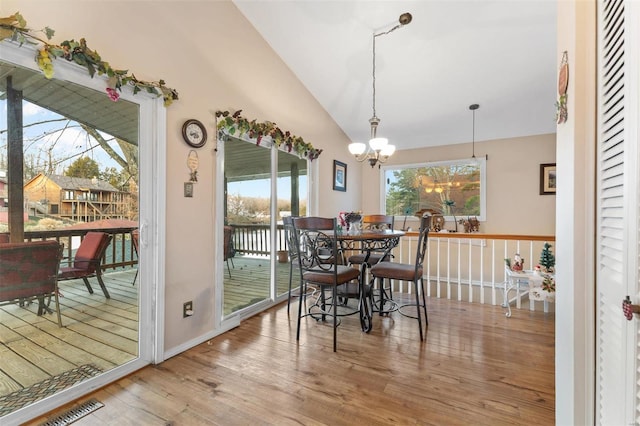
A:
[39,398,104,426]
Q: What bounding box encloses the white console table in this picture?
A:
[503,269,553,317]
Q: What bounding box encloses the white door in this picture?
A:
[595,0,640,424]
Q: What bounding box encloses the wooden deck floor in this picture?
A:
[224,255,293,314]
[0,270,139,416]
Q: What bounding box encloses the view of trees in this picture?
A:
[227,193,306,224]
[385,164,480,217]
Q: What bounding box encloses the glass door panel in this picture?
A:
[0,60,140,418]
[223,137,273,315]
[275,149,308,299]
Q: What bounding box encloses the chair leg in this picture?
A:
[96,271,111,299]
[419,277,428,326]
[226,259,232,278]
[332,285,337,352]
[82,277,94,294]
[413,279,424,341]
[133,268,139,285]
[296,280,305,341]
[54,290,62,327]
[287,261,293,315]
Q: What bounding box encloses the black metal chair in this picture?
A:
[370,214,432,340]
[347,214,395,268]
[293,216,361,352]
[347,214,395,312]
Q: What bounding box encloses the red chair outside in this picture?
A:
[132,229,140,285]
[59,231,112,298]
[0,240,64,327]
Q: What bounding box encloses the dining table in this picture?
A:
[335,228,405,332]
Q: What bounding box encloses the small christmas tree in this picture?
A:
[539,242,555,272]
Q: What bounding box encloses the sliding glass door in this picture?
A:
[221,136,307,316]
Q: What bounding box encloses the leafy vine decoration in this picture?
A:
[0,12,178,106]
[215,110,323,161]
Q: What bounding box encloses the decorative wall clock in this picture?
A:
[182,119,207,148]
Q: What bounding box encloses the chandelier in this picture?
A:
[348,12,412,168]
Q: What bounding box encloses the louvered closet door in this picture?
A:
[596,0,640,424]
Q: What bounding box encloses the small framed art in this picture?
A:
[540,163,557,195]
[333,160,347,192]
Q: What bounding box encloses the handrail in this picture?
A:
[402,231,555,242]
[0,226,138,272]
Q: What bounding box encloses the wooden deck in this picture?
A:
[0,270,139,416]
[224,255,294,314]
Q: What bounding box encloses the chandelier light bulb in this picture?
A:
[348,142,367,156]
[369,137,389,151]
[380,144,396,157]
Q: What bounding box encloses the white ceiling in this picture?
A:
[234,0,557,151]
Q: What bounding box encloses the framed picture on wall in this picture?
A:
[333,160,347,192]
[540,163,557,195]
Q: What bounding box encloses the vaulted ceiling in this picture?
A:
[234,0,557,151]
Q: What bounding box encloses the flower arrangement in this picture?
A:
[0,12,178,106]
[338,211,361,229]
[215,110,322,161]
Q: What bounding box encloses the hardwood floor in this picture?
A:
[25,295,555,425]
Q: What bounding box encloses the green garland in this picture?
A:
[215,110,322,161]
[0,12,178,106]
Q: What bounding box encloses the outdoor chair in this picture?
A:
[0,240,65,327]
[132,229,140,285]
[223,226,235,278]
[59,231,113,299]
[293,216,361,352]
[370,214,432,340]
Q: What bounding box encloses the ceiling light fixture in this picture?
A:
[469,103,479,163]
[348,12,412,168]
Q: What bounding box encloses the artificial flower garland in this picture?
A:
[215,110,322,161]
[0,12,178,106]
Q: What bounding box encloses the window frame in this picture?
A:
[380,157,487,223]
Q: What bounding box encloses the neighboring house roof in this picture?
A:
[25,173,119,192]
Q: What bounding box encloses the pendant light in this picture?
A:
[348,12,412,168]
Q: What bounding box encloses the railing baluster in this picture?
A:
[457,239,462,301]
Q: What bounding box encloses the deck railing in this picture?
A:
[4,225,554,312]
[1,227,138,272]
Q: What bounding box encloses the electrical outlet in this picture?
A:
[183,301,193,318]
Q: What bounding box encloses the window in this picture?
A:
[382,157,486,221]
